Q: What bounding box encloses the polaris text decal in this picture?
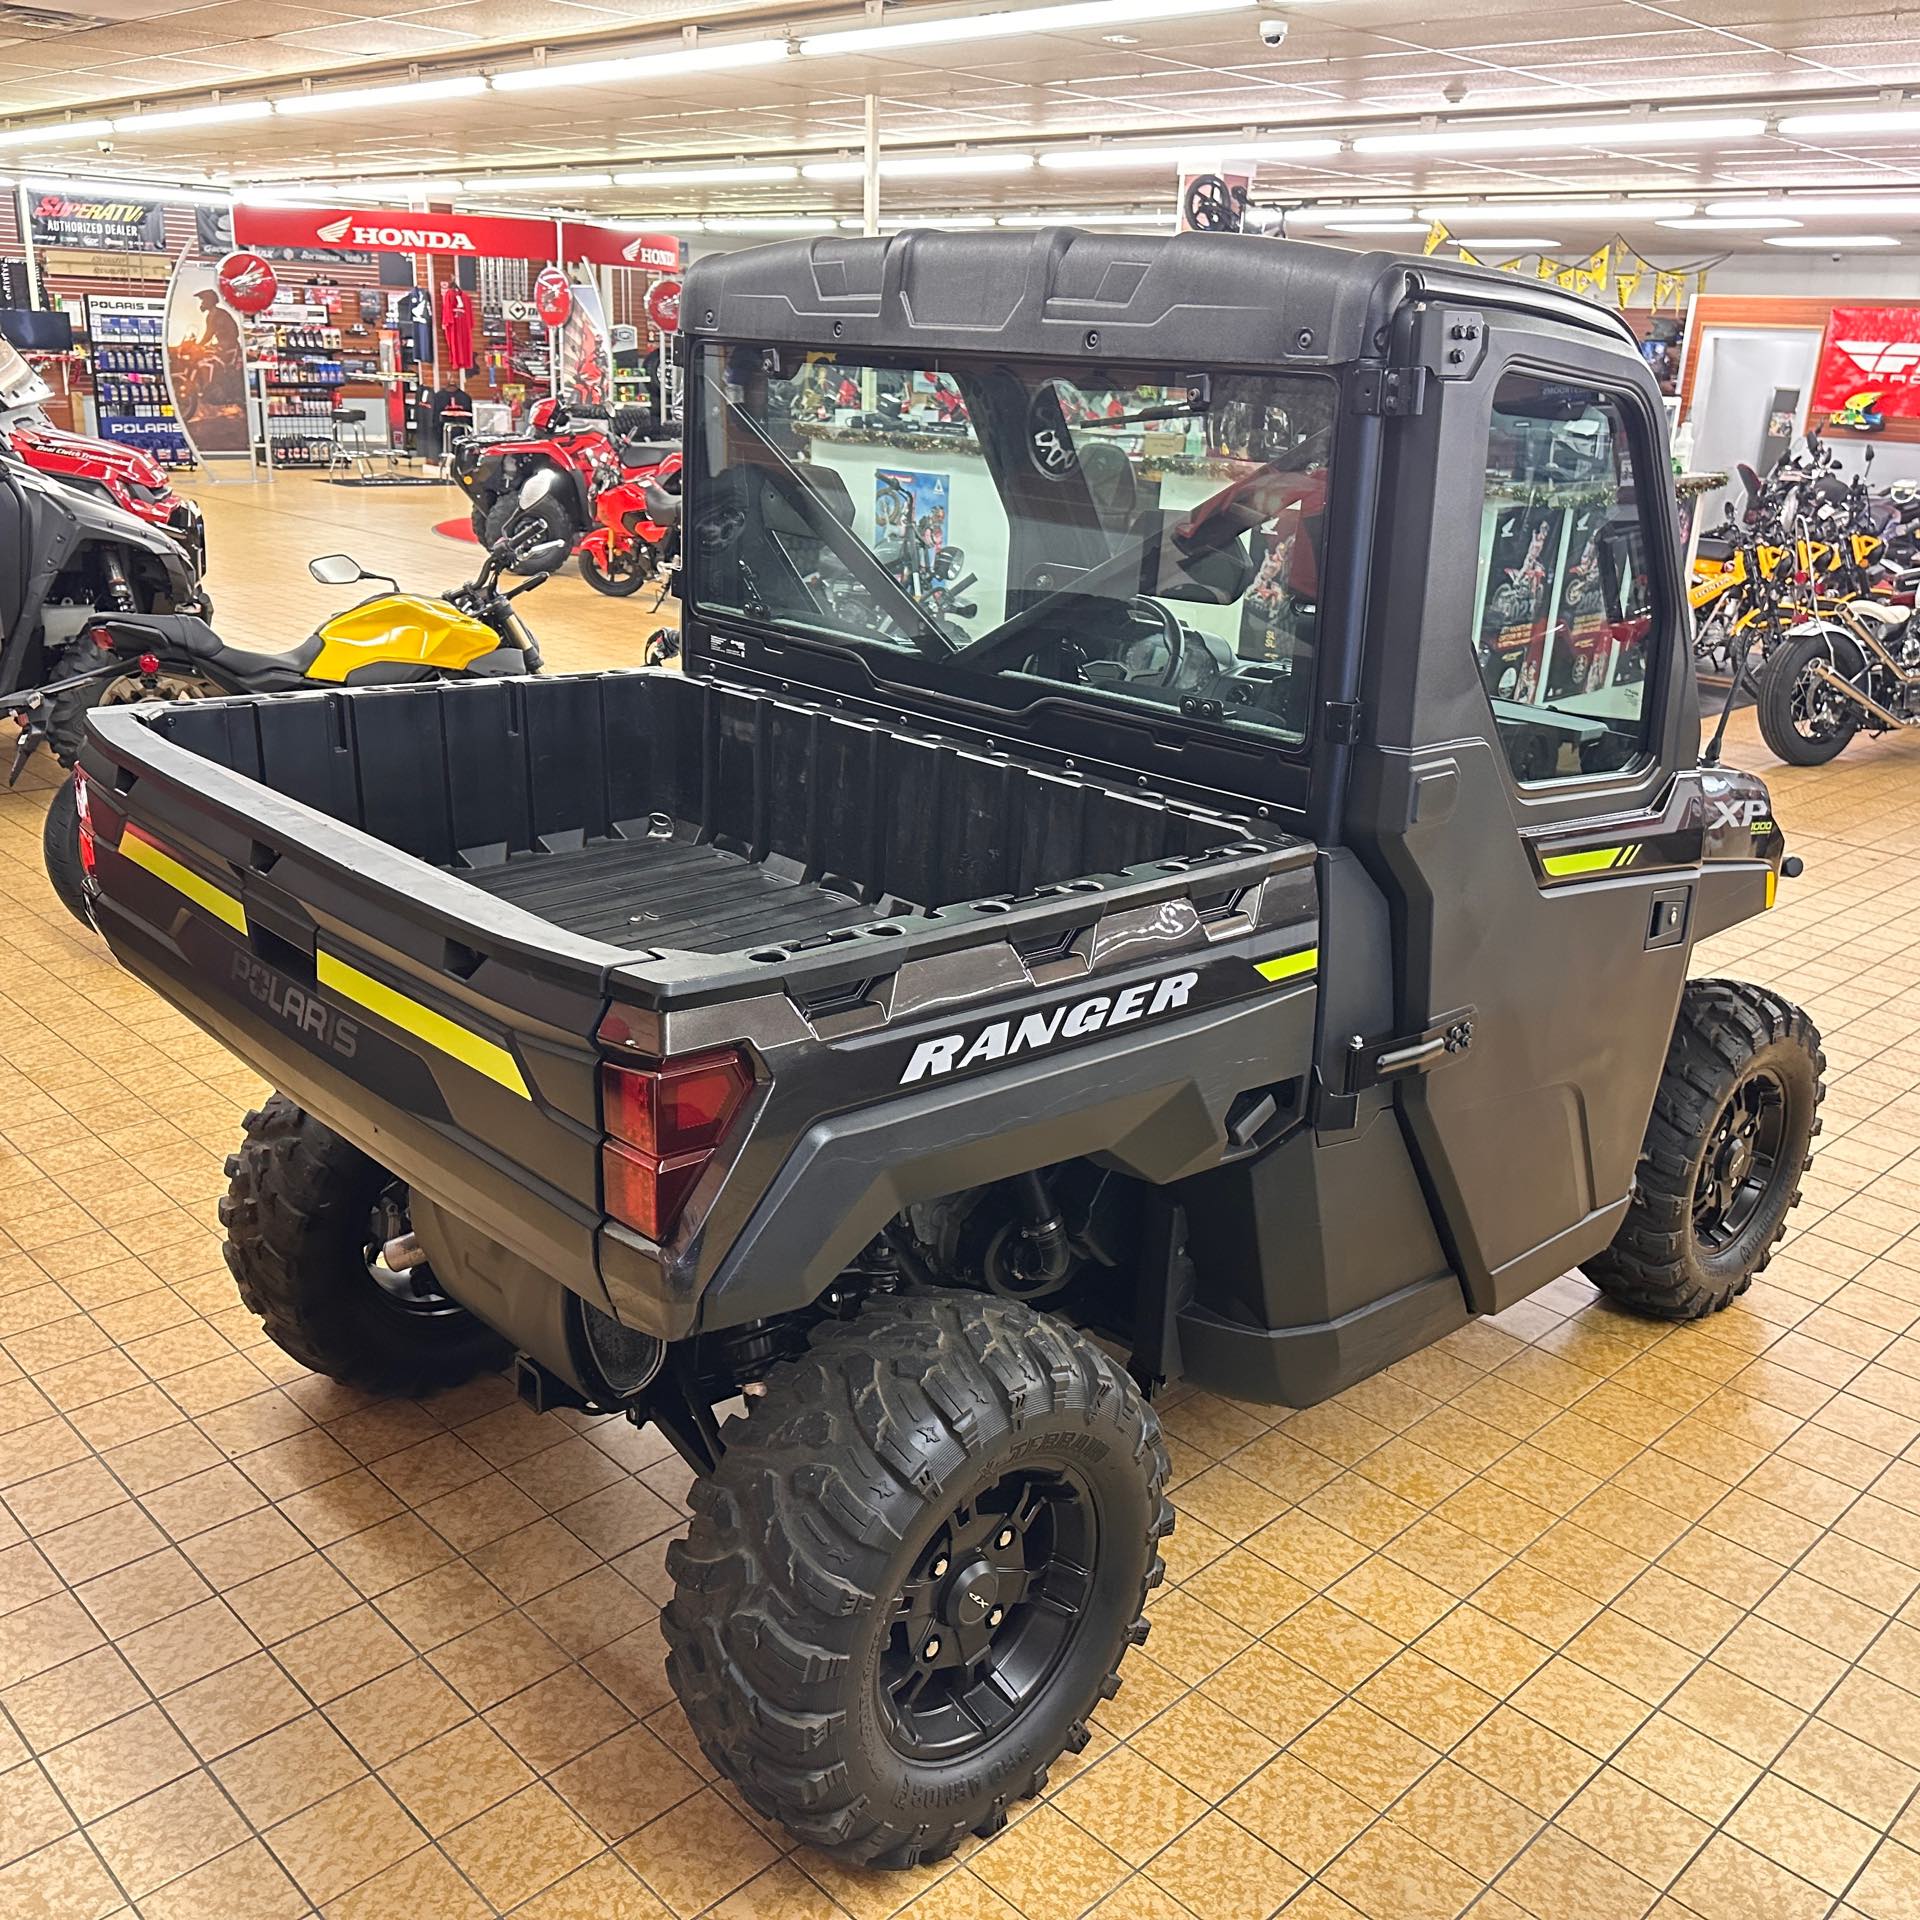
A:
[900,972,1198,1084]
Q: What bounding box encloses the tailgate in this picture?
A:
[80,695,634,1311]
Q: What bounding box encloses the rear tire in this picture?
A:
[577,545,648,596]
[42,773,92,931]
[1757,631,1864,765]
[664,1293,1171,1866]
[221,1095,509,1394]
[1584,980,1824,1319]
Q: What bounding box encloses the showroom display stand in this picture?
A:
[84,292,193,470]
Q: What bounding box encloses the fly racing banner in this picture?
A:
[30,191,167,253]
[1811,307,1920,435]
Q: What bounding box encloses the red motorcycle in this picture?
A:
[450,397,676,558]
[1,337,204,571]
[576,446,681,598]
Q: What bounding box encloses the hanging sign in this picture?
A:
[215,250,278,315]
[31,192,166,253]
[1811,308,1920,433]
[233,202,556,260]
[645,276,682,334]
[569,227,683,271]
[534,267,573,329]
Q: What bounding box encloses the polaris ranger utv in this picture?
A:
[76,229,1821,1869]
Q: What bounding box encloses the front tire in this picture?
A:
[42,772,92,930]
[1757,631,1864,765]
[664,1294,1171,1866]
[221,1096,509,1394]
[1584,980,1824,1319]
[577,544,649,596]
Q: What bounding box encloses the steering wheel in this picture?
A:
[1127,596,1188,686]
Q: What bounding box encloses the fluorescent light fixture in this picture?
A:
[1357,116,1763,156]
[237,175,468,201]
[613,163,799,186]
[1766,233,1900,248]
[0,119,113,149]
[700,214,840,231]
[848,213,1000,228]
[111,101,272,133]
[996,208,1167,226]
[1706,194,1920,218]
[1038,136,1341,171]
[802,152,1034,181]
[1419,199,1697,223]
[22,173,231,204]
[276,76,487,116]
[1778,107,1920,137]
[1326,220,1429,233]
[465,172,612,192]
[1282,204,1413,226]
[492,37,789,92]
[802,0,1259,59]
[1448,236,1561,250]
[1658,215,1799,231]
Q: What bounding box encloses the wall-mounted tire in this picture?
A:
[664,1293,1171,1866]
[1584,979,1823,1319]
[221,1095,509,1395]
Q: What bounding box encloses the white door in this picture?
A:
[1688,327,1824,527]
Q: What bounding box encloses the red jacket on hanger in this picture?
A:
[439,282,476,373]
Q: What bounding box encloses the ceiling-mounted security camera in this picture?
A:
[1259,16,1289,47]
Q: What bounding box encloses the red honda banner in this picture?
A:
[233,202,562,259]
[568,226,682,272]
[1811,307,1920,433]
[232,203,679,269]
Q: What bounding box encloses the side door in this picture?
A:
[1348,310,1704,1313]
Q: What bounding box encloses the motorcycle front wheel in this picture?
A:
[578,544,651,597]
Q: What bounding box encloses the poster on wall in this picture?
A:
[873,469,950,563]
[553,280,610,408]
[1476,501,1560,702]
[1810,307,1920,434]
[30,191,166,253]
[162,252,249,456]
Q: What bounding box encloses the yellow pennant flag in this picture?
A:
[1423,219,1450,256]
[1558,266,1583,292]
[1456,246,1482,267]
[1615,268,1643,309]
[1537,258,1560,281]
[1654,270,1681,310]
[1585,243,1611,293]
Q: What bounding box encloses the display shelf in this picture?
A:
[84,293,194,469]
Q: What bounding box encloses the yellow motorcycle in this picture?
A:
[38,475,571,925]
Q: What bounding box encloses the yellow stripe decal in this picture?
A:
[120,829,247,934]
[1255,946,1319,984]
[1765,868,1778,910]
[1540,845,1631,879]
[315,950,531,1100]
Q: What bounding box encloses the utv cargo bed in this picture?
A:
[81,668,1320,1343]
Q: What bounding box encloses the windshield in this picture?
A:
[690,344,1336,746]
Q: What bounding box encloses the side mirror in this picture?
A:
[518,468,567,509]
[308,553,364,586]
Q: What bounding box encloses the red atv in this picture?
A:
[577,446,681,598]
[451,398,676,560]
[1,338,204,572]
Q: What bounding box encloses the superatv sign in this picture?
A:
[31,193,167,253]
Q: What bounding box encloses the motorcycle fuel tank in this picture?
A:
[308,595,501,681]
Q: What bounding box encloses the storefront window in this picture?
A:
[1472,374,1662,783]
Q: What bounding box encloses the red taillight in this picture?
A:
[72,767,96,878]
[601,1048,753,1242]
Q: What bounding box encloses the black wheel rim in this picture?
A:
[877,1468,1094,1762]
[363,1182,465,1320]
[1789,658,1852,741]
[1693,1069,1788,1252]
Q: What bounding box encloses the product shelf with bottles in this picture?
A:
[84,293,194,469]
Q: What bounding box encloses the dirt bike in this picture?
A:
[8,467,572,925]
[1755,593,1920,765]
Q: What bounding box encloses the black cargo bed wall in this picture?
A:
[146,675,1263,913]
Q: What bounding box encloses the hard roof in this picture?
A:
[684,227,1638,370]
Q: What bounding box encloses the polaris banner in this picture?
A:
[30,192,167,253]
[1811,307,1920,434]
[232,203,676,268]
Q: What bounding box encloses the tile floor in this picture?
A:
[1,471,1919,1920]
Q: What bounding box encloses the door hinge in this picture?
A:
[1341,1007,1475,1095]
[1322,698,1363,744]
[1351,365,1428,417]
